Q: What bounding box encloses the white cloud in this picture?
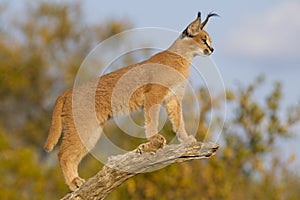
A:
[223,1,300,60]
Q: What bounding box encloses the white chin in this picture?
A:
[196,52,208,57]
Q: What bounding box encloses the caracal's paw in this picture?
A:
[149,134,167,148]
[180,135,197,143]
[70,177,85,191]
[136,134,166,154]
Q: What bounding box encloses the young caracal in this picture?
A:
[44,12,218,191]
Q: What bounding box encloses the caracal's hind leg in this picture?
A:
[58,125,102,191]
[58,129,87,191]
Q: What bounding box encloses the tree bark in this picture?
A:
[60,141,219,200]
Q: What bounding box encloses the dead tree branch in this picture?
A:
[61,141,219,200]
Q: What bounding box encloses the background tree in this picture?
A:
[0,1,299,200]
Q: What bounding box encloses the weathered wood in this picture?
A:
[60,141,219,200]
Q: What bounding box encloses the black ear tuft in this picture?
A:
[207,12,220,18]
[200,12,219,29]
[197,12,201,18]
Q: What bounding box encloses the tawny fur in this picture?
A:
[44,12,217,191]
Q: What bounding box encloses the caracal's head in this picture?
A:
[181,12,219,57]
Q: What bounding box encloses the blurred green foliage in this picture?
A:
[0,2,299,200]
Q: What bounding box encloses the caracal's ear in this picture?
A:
[200,12,219,30]
[182,12,201,37]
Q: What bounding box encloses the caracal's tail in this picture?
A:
[44,90,69,152]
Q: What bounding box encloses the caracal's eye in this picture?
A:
[202,39,208,45]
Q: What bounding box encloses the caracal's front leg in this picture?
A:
[142,92,166,151]
[164,95,197,143]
